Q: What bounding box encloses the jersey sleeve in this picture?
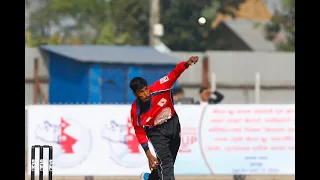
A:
[150,61,187,91]
[130,108,149,149]
[133,126,149,149]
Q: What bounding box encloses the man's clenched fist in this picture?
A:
[184,56,199,68]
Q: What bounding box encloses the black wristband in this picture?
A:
[143,145,149,152]
[141,143,149,152]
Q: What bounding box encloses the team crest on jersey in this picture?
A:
[160,76,169,84]
[154,107,172,126]
[157,98,167,107]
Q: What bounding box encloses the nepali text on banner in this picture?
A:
[27,104,295,176]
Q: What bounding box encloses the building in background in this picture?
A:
[29,45,178,104]
[209,0,282,51]
[169,51,295,104]
[26,47,294,105]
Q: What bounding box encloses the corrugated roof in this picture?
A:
[40,45,178,64]
[222,19,276,52]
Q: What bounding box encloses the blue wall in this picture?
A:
[128,64,176,103]
[48,54,177,104]
[99,64,129,104]
[89,64,101,103]
[89,64,176,104]
[49,53,90,104]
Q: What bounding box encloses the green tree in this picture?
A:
[106,0,150,45]
[27,0,150,46]
[160,0,245,51]
[264,0,295,51]
[25,29,40,47]
[28,0,62,42]
[27,0,245,49]
[47,0,111,44]
[96,22,131,45]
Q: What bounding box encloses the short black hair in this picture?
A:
[130,77,148,92]
[199,86,209,94]
[173,87,184,96]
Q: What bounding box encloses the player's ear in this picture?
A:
[133,92,138,97]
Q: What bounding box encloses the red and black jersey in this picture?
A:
[130,62,187,147]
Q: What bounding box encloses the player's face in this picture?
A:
[135,86,151,102]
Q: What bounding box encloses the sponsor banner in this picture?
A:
[27,104,294,176]
[199,105,295,175]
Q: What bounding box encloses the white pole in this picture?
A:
[255,72,260,104]
[211,72,216,91]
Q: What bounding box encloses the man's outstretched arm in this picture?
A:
[150,56,199,90]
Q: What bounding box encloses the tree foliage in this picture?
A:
[26,0,150,46]
[26,0,245,50]
[264,0,295,51]
[160,0,245,51]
